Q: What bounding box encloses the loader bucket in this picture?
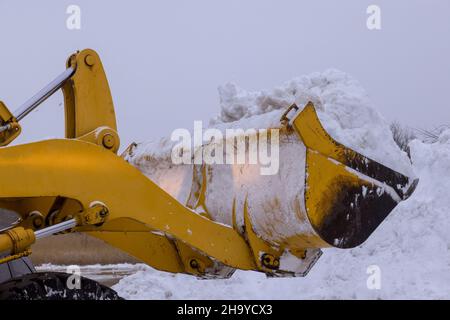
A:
[290,103,418,248]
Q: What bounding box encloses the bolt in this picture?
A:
[84,54,95,67]
[102,134,115,149]
[261,253,280,270]
[32,217,43,229]
[273,259,280,267]
[99,208,109,218]
[189,259,199,269]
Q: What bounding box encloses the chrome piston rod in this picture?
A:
[34,219,77,240]
[13,67,75,121]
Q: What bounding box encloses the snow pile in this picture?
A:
[114,70,450,299]
[129,69,413,176]
[114,130,450,299]
[125,69,414,249]
[212,69,412,176]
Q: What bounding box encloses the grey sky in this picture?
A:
[0,0,449,149]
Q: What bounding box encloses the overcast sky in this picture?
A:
[0,0,449,149]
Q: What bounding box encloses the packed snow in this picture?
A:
[211,69,413,176]
[129,69,413,176]
[125,69,414,250]
[109,70,449,299]
[112,129,450,299]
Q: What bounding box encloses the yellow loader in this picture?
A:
[0,49,417,299]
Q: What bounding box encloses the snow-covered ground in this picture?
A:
[112,71,450,299]
[43,70,450,299]
[35,263,143,288]
[112,130,450,299]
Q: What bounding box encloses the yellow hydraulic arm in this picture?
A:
[0,49,258,275]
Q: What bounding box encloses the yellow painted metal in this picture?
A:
[0,101,13,122]
[292,102,364,166]
[0,139,256,270]
[0,49,273,275]
[0,49,417,277]
[88,230,185,273]
[174,164,219,276]
[305,151,369,237]
[0,101,21,146]
[0,250,32,265]
[243,199,283,272]
[0,233,13,254]
[75,202,109,226]
[0,227,35,254]
[290,102,417,248]
[62,49,118,141]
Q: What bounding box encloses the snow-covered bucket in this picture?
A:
[124,70,417,275]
